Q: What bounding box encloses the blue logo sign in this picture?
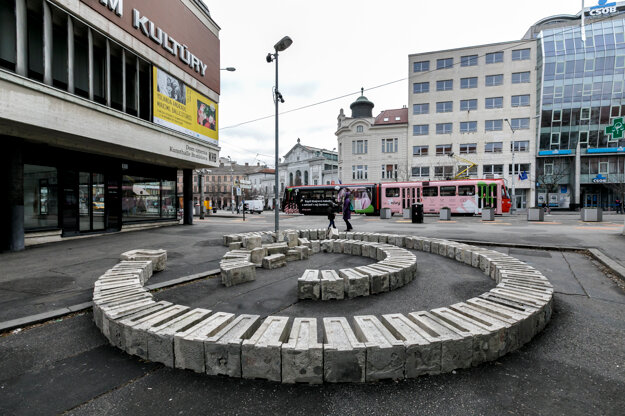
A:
[589,0,618,15]
[591,0,616,9]
[592,174,607,183]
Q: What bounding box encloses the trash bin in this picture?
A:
[412,203,423,224]
[380,207,392,219]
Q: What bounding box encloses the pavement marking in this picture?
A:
[437,220,458,223]
[534,221,562,225]
[575,226,623,231]
[481,221,511,225]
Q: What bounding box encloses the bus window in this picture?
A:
[440,186,456,196]
[386,188,400,198]
[458,185,475,196]
[423,186,438,197]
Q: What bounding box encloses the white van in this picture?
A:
[242,199,264,214]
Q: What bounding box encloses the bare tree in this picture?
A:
[536,158,571,193]
[605,178,625,204]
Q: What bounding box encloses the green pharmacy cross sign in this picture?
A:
[605,117,625,139]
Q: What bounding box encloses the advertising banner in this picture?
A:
[152,67,218,145]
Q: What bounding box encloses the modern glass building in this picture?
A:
[529,2,625,209]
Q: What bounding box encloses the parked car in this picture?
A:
[241,200,264,214]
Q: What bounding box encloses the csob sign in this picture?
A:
[587,1,621,16]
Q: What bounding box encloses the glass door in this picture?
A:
[79,172,106,232]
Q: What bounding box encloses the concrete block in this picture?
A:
[299,230,310,239]
[332,239,345,254]
[120,249,167,272]
[146,308,212,366]
[309,229,318,240]
[99,299,158,340]
[242,316,290,381]
[294,245,310,259]
[311,240,321,254]
[323,317,366,383]
[298,269,321,300]
[228,241,242,251]
[381,314,441,377]
[350,242,362,256]
[338,232,347,239]
[368,264,403,290]
[285,249,302,262]
[262,254,286,269]
[355,265,389,294]
[285,231,299,247]
[339,268,370,298]
[281,318,323,384]
[265,242,289,255]
[223,234,242,246]
[297,238,312,249]
[243,235,262,250]
[328,227,339,239]
[353,315,405,381]
[250,247,267,266]
[105,301,172,348]
[467,297,540,346]
[204,314,262,377]
[321,240,334,253]
[320,270,344,300]
[220,261,256,287]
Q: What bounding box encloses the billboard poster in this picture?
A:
[152,67,218,145]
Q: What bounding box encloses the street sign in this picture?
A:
[236,187,242,196]
[239,180,252,189]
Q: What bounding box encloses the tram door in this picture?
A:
[401,187,419,209]
[477,183,497,212]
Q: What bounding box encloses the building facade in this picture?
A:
[0,0,221,251]
[278,139,338,190]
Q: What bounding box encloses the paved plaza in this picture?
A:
[0,212,624,415]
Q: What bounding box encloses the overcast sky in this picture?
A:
[205,0,583,166]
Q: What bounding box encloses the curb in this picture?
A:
[0,269,220,334]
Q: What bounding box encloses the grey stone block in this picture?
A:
[205,314,262,377]
[311,240,321,254]
[285,249,302,262]
[173,312,235,373]
[228,241,242,250]
[265,242,289,255]
[320,270,345,300]
[221,261,256,287]
[355,265,389,294]
[223,234,242,246]
[262,254,286,269]
[321,240,334,253]
[353,315,405,381]
[120,249,167,272]
[323,317,366,383]
[282,318,323,384]
[339,268,370,298]
[99,299,158,340]
[250,247,267,266]
[242,235,262,250]
[285,231,299,247]
[242,316,290,381]
[298,270,321,300]
[105,301,173,349]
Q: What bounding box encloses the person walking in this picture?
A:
[343,192,353,231]
[616,198,623,214]
[327,204,337,229]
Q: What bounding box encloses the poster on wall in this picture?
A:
[152,67,218,145]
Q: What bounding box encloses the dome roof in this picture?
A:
[349,88,374,118]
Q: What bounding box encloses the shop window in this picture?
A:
[122,176,162,221]
[24,164,58,230]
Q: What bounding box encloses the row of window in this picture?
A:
[413,118,530,136]
[352,138,399,154]
[413,72,530,93]
[413,140,530,156]
[412,48,531,72]
[411,163,531,178]
[414,95,530,115]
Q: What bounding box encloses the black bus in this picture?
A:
[282,183,380,215]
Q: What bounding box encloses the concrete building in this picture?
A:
[0,0,222,251]
[336,92,409,184]
[247,167,276,209]
[407,41,537,209]
[278,139,338,190]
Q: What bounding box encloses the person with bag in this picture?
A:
[327,203,337,229]
[343,192,353,231]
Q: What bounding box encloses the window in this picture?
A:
[460,99,478,111]
[460,121,477,133]
[381,164,398,180]
[436,79,453,91]
[352,140,368,154]
[436,123,453,134]
[413,60,430,72]
[413,103,429,115]
[512,71,530,83]
[437,57,453,69]
[412,166,430,177]
[413,146,429,157]
[459,143,477,154]
[436,144,452,155]
[457,165,478,177]
[440,186,456,196]
[485,74,503,86]
[352,165,368,180]
[550,132,560,147]
[485,142,503,153]
[483,164,504,175]
[579,131,589,148]
[581,108,591,120]
[413,82,429,93]
[434,166,454,177]
[423,186,438,197]
[510,117,530,130]
[356,125,364,133]
[485,119,503,131]
[459,185,476,196]
[485,51,503,64]
[385,188,400,197]
[511,48,530,61]
[512,140,530,152]
[381,138,398,153]
[485,97,503,109]
[436,101,453,113]
[461,77,478,89]
[413,124,429,136]
[509,163,531,175]
[511,94,530,107]
[461,55,478,67]
[544,162,554,175]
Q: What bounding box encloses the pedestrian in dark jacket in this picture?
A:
[327,204,336,229]
[343,193,353,231]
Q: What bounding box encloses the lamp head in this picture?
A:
[266,53,274,63]
[274,36,293,52]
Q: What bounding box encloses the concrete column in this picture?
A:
[43,0,52,86]
[15,0,27,77]
[88,28,94,100]
[67,15,75,94]
[183,169,193,225]
[574,141,581,210]
[105,39,111,107]
[1,139,25,252]
[135,57,140,116]
[122,49,126,112]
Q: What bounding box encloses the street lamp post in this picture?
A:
[228,156,235,213]
[505,119,516,215]
[266,36,293,233]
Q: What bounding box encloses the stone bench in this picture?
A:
[120,249,167,272]
[220,261,256,287]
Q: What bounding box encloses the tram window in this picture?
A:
[422,186,438,197]
[386,188,400,197]
[458,185,475,196]
[440,186,456,196]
